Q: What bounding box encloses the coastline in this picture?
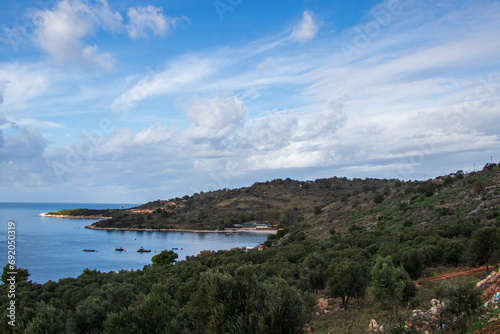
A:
[39,212,278,234]
[85,225,278,234]
[38,213,112,219]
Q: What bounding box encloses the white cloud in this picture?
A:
[0,63,50,111]
[183,95,247,141]
[244,111,298,151]
[2,128,48,159]
[4,1,188,71]
[0,80,8,104]
[94,0,123,31]
[81,44,114,71]
[111,56,216,111]
[95,122,177,154]
[256,57,275,71]
[304,94,348,138]
[126,5,186,40]
[135,122,176,145]
[31,0,121,70]
[290,11,319,43]
[19,119,64,129]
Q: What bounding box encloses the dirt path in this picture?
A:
[422,265,494,283]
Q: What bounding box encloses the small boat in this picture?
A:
[137,246,151,253]
[115,247,124,251]
[83,249,96,252]
[172,247,178,250]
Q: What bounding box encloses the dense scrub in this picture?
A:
[2,217,500,333]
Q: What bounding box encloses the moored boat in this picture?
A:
[83,249,96,252]
[115,247,124,251]
[137,246,151,253]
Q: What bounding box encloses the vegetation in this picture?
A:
[370,256,416,318]
[467,226,500,273]
[1,163,499,332]
[45,208,118,218]
[436,279,483,332]
[327,258,369,310]
[151,250,178,267]
[90,163,500,240]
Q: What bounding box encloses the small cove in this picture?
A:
[0,202,268,283]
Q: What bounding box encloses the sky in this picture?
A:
[0,0,499,204]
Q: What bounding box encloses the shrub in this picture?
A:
[443,175,453,187]
[370,256,416,315]
[373,193,385,204]
[436,279,482,331]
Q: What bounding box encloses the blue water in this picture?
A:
[0,203,268,284]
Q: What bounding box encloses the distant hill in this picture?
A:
[90,162,500,236]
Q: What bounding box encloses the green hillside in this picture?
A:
[92,163,500,237]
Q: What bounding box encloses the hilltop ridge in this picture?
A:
[89,162,500,237]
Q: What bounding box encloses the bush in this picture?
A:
[436,279,482,331]
[417,181,438,197]
[443,238,466,266]
[443,175,453,187]
[370,256,416,315]
[373,193,385,204]
[399,248,426,280]
[483,162,497,171]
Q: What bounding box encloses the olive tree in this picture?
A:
[467,226,500,273]
[327,259,369,310]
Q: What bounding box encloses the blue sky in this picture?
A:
[0,0,499,204]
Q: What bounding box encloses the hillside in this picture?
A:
[91,163,500,237]
[4,162,500,333]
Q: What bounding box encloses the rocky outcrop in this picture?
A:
[368,319,384,332]
[477,271,500,302]
[410,299,445,331]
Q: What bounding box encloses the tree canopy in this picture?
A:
[151,250,178,267]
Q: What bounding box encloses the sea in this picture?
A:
[0,202,268,284]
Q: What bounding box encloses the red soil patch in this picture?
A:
[422,266,491,283]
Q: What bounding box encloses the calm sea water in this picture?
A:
[0,203,268,284]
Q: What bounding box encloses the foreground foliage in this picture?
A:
[2,217,499,333]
